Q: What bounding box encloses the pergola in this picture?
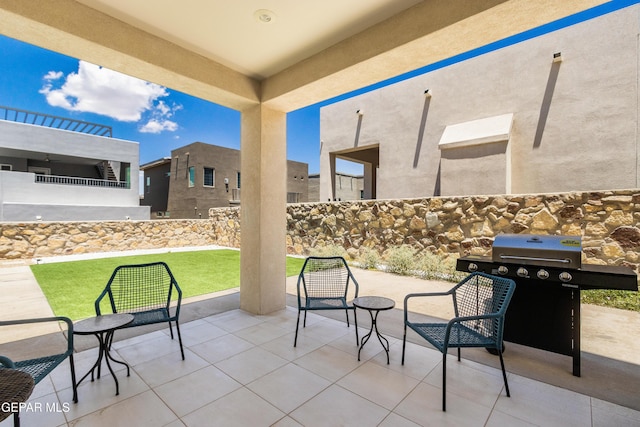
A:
[0,0,606,314]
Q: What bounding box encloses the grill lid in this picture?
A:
[492,234,582,268]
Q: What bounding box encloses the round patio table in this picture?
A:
[0,368,35,426]
[352,296,395,364]
[74,313,134,397]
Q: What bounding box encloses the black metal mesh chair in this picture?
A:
[402,272,516,411]
[95,262,184,360]
[0,316,77,404]
[294,256,359,347]
[0,368,34,427]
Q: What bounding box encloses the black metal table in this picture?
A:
[74,313,134,396]
[0,368,35,427]
[352,296,395,364]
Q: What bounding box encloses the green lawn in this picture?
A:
[30,249,305,320]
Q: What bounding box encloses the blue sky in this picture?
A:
[0,0,633,175]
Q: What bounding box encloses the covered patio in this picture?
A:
[0,0,613,315]
[1,1,639,426]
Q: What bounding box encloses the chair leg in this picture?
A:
[499,351,510,397]
[457,347,461,362]
[352,308,359,346]
[69,354,78,404]
[345,308,350,327]
[294,309,301,347]
[13,412,20,427]
[168,320,175,340]
[401,325,407,365]
[442,353,447,411]
[174,321,185,360]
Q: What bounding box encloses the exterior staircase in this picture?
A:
[97,161,118,182]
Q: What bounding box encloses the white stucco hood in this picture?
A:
[438,113,514,149]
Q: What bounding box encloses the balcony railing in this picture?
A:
[0,105,112,137]
[35,174,129,189]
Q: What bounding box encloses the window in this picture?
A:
[146,177,151,187]
[0,164,12,171]
[203,167,215,187]
[188,166,195,187]
[287,192,300,203]
[28,166,51,175]
[236,171,241,189]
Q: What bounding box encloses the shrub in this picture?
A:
[309,244,347,258]
[416,251,463,282]
[357,247,381,270]
[384,245,417,275]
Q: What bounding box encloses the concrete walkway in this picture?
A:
[1,255,639,412]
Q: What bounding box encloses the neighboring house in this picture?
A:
[308,172,364,202]
[139,157,171,218]
[319,6,640,201]
[141,142,309,219]
[0,106,148,221]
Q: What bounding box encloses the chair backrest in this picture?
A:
[298,256,358,300]
[451,272,516,342]
[98,262,179,314]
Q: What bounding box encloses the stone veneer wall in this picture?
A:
[284,190,640,271]
[1,190,639,273]
[0,209,241,260]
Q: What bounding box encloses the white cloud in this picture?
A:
[139,119,178,134]
[39,61,181,132]
[138,100,182,134]
[43,71,63,81]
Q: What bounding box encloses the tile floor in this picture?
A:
[3,307,640,427]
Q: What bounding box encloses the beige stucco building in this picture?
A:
[308,172,364,202]
[319,5,640,201]
[141,142,308,218]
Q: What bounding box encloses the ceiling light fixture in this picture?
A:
[254,9,276,24]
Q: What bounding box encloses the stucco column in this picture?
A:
[363,162,375,200]
[240,104,287,314]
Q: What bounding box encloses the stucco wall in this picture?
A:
[1,189,638,276]
[319,6,640,200]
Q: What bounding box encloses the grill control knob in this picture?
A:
[516,267,528,278]
[468,263,478,272]
[559,271,573,282]
[537,269,550,280]
[497,265,508,275]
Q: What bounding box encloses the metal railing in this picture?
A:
[0,105,112,137]
[35,174,129,189]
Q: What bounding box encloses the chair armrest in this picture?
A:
[349,273,360,297]
[0,316,74,355]
[171,280,183,318]
[94,287,111,316]
[404,291,454,323]
[0,355,16,368]
[296,274,305,307]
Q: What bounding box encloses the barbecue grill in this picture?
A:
[456,234,637,376]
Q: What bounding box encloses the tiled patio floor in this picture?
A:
[3,307,640,427]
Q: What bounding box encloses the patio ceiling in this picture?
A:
[0,0,608,112]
